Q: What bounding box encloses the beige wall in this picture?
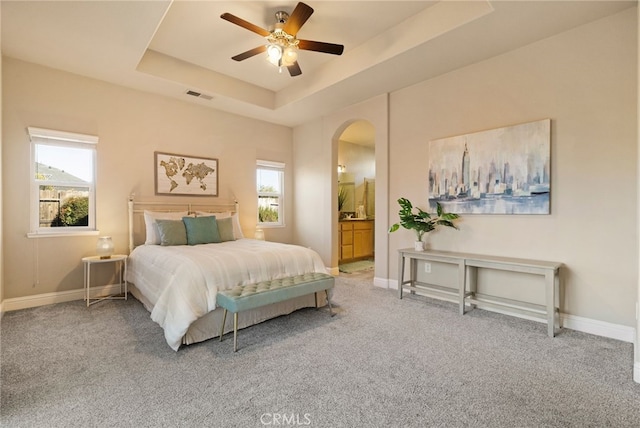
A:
[0,2,3,308]
[292,119,331,266]
[388,8,637,327]
[293,94,389,277]
[635,0,640,384]
[2,57,293,300]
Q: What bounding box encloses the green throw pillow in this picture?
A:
[217,217,235,242]
[183,216,221,245]
[155,219,188,246]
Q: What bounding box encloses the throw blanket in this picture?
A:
[126,239,327,350]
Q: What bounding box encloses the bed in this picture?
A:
[125,197,329,351]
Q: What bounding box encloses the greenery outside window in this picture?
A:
[257,160,284,227]
[28,127,98,236]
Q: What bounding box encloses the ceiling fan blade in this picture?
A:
[220,13,270,37]
[231,45,267,62]
[298,39,344,56]
[283,2,314,36]
[287,62,302,77]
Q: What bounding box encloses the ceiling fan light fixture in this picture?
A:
[267,44,283,62]
[281,47,298,66]
[221,2,344,77]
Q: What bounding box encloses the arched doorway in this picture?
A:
[336,120,376,275]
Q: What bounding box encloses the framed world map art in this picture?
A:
[154,152,218,196]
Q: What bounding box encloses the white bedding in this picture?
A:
[126,239,327,350]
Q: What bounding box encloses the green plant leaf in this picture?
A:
[389,197,460,238]
[440,212,460,221]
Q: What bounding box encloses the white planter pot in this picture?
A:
[414,241,425,251]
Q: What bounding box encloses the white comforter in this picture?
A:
[126,239,327,350]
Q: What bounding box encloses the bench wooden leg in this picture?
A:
[219,309,228,341]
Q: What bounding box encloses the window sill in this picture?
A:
[27,230,100,239]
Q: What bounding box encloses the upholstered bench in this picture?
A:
[217,272,335,351]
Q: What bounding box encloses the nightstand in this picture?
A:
[82,255,128,307]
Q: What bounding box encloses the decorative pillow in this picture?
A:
[196,211,244,239]
[231,213,244,239]
[155,219,188,246]
[182,216,221,245]
[216,217,235,242]
[143,210,189,245]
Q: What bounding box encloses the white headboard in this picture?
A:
[127,195,238,253]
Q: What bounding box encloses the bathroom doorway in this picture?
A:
[337,120,375,275]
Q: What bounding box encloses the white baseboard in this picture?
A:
[634,362,640,384]
[373,276,390,289]
[2,283,125,312]
[561,313,636,343]
[384,278,636,343]
[385,279,400,290]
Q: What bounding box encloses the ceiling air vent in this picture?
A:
[185,90,213,101]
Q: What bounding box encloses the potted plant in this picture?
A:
[388,197,460,251]
[338,185,348,212]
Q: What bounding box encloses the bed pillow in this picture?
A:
[183,216,221,245]
[196,211,244,239]
[155,219,188,246]
[216,217,235,242]
[143,210,189,245]
[230,213,244,239]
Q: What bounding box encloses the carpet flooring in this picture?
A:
[2,274,639,427]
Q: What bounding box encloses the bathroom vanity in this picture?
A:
[339,219,374,262]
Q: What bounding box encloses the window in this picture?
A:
[28,127,98,236]
[256,160,284,227]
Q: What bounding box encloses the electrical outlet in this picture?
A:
[424,263,431,273]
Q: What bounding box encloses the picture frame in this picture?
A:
[154,151,218,196]
[428,119,551,215]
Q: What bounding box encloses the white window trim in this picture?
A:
[256,160,285,170]
[28,127,99,237]
[28,127,99,145]
[26,231,100,239]
[257,160,285,228]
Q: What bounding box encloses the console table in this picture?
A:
[397,249,562,337]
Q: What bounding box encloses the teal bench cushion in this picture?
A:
[217,272,334,313]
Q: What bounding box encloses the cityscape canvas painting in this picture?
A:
[155,152,218,196]
[428,119,551,214]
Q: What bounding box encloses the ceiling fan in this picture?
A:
[221,2,344,77]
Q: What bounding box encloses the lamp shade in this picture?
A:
[254,229,265,240]
[96,236,114,259]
